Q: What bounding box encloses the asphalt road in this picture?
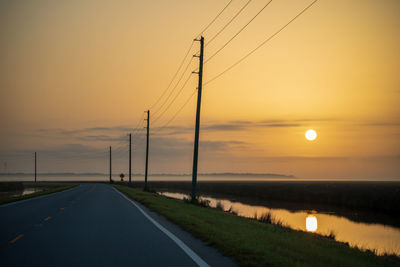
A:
[0,183,234,266]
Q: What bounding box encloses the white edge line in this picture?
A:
[0,184,80,208]
[112,186,210,267]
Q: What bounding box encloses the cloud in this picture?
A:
[153,119,307,135]
[360,122,400,127]
[253,155,400,163]
[33,117,336,140]
[36,126,141,135]
[77,134,128,142]
[257,123,301,128]
[203,124,246,131]
[255,156,348,162]
[0,144,106,161]
[203,121,302,132]
[32,126,146,143]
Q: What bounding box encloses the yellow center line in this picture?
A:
[88,184,96,193]
[44,216,51,221]
[10,234,24,244]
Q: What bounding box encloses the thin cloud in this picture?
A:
[360,122,400,127]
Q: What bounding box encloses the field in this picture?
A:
[0,182,76,205]
[121,180,400,227]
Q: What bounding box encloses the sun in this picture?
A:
[305,129,317,141]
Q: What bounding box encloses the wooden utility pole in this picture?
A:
[34,152,37,183]
[109,146,112,183]
[129,133,132,184]
[191,36,204,200]
[144,110,150,190]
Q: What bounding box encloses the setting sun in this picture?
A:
[305,129,317,141]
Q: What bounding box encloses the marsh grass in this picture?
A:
[183,196,211,208]
[114,185,400,267]
[258,211,274,224]
[255,210,285,227]
[0,184,76,205]
[326,230,337,240]
[215,200,224,211]
[227,205,238,215]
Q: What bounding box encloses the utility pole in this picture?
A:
[34,152,37,183]
[144,110,150,190]
[129,133,132,184]
[191,36,204,201]
[109,146,112,183]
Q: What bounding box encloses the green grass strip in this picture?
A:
[114,185,399,267]
[0,184,76,205]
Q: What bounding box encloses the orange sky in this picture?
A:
[0,0,399,178]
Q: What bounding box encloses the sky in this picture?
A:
[0,0,399,179]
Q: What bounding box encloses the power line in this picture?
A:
[132,113,145,135]
[152,57,194,116]
[206,0,253,47]
[152,73,194,124]
[196,0,234,38]
[205,0,273,64]
[205,0,319,85]
[152,89,197,135]
[132,118,146,138]
[148,40,194,110]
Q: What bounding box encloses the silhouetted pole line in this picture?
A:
[144,110,150,190]
[34,152,37,183]
[191,36,204,200]
[129,133,132,184]
[98,1,319,188]
[109,146,112,183]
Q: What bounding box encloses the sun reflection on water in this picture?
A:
[306,215,318,232]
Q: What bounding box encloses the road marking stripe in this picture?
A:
[44,216,51,221]
[89,184,96,192]
[10,234,23,244]
[112,187,209,267]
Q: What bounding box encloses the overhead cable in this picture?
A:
[205,0,273,64]
[205,0,319,85]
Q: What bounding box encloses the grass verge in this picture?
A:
[0,184,76,205]
[114,184,399,267]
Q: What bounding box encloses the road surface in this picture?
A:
[0,183,235,266]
